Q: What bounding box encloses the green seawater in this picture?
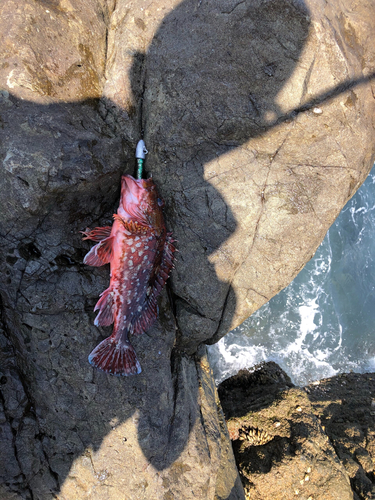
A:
[208,165,375,386]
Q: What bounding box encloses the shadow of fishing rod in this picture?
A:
[272,71,375,127]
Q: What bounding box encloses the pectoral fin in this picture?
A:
[113,215,149,234]
[81,226,112,242]
[83,236,115,267]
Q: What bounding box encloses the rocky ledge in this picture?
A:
[218,362,375,500]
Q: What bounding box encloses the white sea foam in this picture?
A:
[208,166,375,387]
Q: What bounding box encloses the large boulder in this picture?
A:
[139,0,375,348]
[218,363,375,500]
[103,0,375,350]
[0,1,243,498]
[0,0,374,498]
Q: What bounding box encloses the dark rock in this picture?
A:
[218,362,294,420]
[219,363,375,500]
[308,372,375,500]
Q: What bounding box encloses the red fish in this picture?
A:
[82,175,175,376]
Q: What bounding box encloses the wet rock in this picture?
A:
[218,363,375,500]
[308,372,375,500]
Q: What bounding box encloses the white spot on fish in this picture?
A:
[135,236,140,241]
[131,247,136,253]
[123,315,127,320]
[135,242,141,247]
[129,260,133,266]
[139,251,144,257]
[128,239,133,245]
[127,299,131,304]
[138,306,142,312]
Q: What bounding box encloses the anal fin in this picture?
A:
[94,287,115,326]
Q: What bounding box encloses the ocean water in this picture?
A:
[207,166,375,387]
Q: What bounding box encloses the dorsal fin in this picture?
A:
[132,235,176,336]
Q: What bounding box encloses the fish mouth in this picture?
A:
[118,175,155,221]
[121,175,153,202]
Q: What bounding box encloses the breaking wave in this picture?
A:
[208,166,375,387]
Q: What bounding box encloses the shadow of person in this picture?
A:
[0,0,310,491]
[133,0,311,470]
[129,0,312,354]
[3,0,374,495]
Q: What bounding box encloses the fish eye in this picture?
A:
[157,198,164,207]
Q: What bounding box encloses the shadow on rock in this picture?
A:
[218,362,357,500]
[305,372,375,500]
[131,0,312,470]
[136,0,311,350]
[0,89,230,495]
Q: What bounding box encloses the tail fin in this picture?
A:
[88,337,142,376]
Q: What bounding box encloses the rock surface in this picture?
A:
[0,0,375,498]
[141,0,375,347]
[218,362,375,500]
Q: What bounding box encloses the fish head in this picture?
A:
[118,175,165,229]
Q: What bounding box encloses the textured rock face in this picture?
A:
[0,0,374,498]
[218,363,375,500]
[140,0,375,347]
[308,372,375,500]
[0,2,244,498]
